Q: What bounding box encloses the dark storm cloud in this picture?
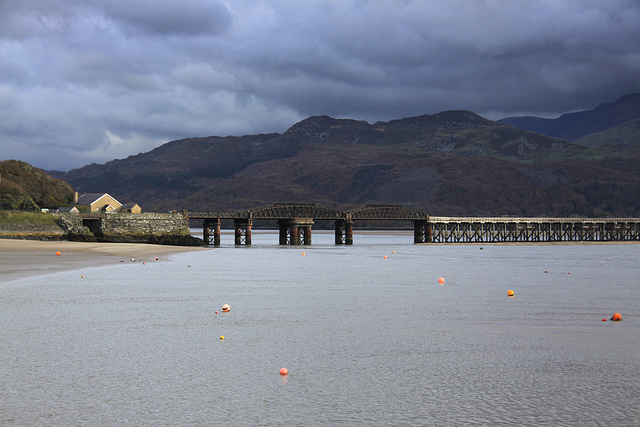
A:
[1,0,639,170]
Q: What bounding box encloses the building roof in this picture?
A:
[57,206,79,212]
[76,193,122,207]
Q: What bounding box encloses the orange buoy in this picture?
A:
[602,318,607,322]
[215,311,218,314]
[610,312,622,321]
[56,251,61,256]
[383,256,387,259]
[302,252,305,256]
[222,304,230,312]
[438,277,445,284]
[507,290,514,297]
[155,257,159,260]
[280,368,288,375]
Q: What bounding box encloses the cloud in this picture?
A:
[1,0,639,170]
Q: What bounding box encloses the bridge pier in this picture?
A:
[335,220,354,245]
[203,219,222,246]
[234,218,252,245]
[278,219,313,245]
[413,220,432,243]
[203,222,210,244]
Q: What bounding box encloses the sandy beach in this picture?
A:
[0,238,208,284]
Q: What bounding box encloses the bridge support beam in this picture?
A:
[277,219,313,245]
[335,220,354,245]
[203,222,210,244]
[203,219,222,245]
[213,221,221,246]
[234,218,252,245]
[413,220,432,243]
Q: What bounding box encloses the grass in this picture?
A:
[0,211,60,226]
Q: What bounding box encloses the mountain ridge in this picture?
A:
[46,104,640,218]
[499,93,640,141]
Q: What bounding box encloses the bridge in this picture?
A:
[187,204,640,246]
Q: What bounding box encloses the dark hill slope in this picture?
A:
[1,160,74,210]
[576,118,640,149]
[55,111,640,217]
[500,93,640,141]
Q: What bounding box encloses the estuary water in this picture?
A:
[2,232,640,426]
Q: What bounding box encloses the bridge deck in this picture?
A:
[187,205,640,245]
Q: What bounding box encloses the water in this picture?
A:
[2,232,640,425]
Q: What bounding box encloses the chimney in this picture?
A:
[74,191,79,204]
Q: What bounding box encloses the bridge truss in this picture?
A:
[187,205,640,246]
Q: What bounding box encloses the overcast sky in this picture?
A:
[1,0,639,171]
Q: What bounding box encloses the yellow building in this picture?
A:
[75,193,123,213]
[121,203,142,214]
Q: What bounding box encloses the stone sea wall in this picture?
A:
[1,211,204,246]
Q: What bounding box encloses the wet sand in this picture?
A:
[0,239,208,284]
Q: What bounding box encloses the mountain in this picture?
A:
[51,109,640,218]
[576,118,640,149]
[0,160,74,210]
[499,93,640,141]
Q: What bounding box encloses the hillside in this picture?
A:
[0,160,74,210]
[51,110,640,218]
[499,93,640,141]
[576,118,640,149]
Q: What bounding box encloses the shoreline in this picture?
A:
[0,239,209,284]
[2,236,637,284]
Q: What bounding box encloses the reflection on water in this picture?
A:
[2,233,639,425]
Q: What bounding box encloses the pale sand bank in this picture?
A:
[0,239,208,284]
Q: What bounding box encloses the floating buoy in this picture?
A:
[131,258,135,262]
[280,368,288,375]
[222,304,230,312]
[602,318,607,322]
[480,247,483,250]
[302,252,305,256]
[155,257,159,260]
[507,290,514,297]
[610,312,622,321]
[544,271,549,273]
[392,251,396,254]
[142,262,146,265]
[215,311,218,314]
[81,275,84,279]
[56,251,61,256]
[438,277,445,284]
[383,256,387,259]
[220,336,225,340]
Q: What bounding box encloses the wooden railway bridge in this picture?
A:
[187,204,640,246]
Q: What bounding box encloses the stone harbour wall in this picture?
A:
[73,211,204,246]
[0,212,204,246]
[99,212,191,237]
